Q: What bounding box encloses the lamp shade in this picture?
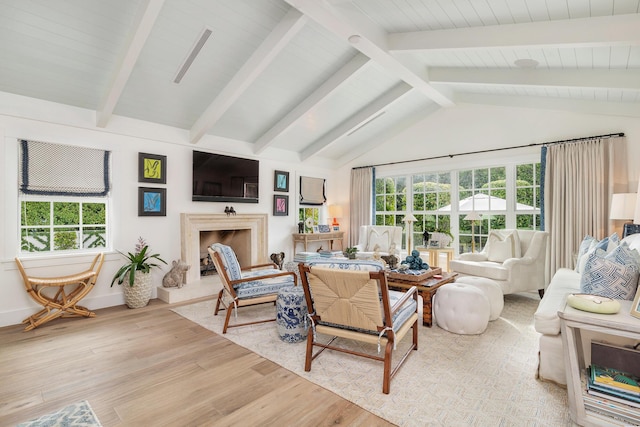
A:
[610,193,636,220]
[328,205,343,218]
[403,214,417,223]
[464,211,482,221]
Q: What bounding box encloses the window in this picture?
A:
[378,161,540,254]
[20,198,107,253]
[412,172,451,248]
[515,163,542,230]
[298,207,319,232]
[375,176,406,226]
[458,166,507,252]
[18,139,111,254]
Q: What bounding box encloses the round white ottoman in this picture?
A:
[455,276,504,321]
[434,283,490,335]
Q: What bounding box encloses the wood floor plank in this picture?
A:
[0,299,394,426]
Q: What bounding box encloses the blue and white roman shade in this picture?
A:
[19,139,111,196]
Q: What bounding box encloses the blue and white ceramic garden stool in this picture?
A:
[276,285,308,343]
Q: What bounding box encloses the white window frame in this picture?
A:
[18,194,111,256]
[375,159,541,255]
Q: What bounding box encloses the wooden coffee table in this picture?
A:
[387,272,458,327]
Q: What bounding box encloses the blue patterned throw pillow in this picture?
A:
[580,246,640,300]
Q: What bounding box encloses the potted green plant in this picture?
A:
[344,247,359,259]
[111,237,167,308]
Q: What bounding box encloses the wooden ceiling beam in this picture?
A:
[300,83,411,161]
[96,0,165,128]
[285,0,454,107]
[253,53,370,155]
[429,68,640,91]
[389,14,640,52]
[189,9,307,144]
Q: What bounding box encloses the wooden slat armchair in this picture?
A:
[15,253,104,331]
[299,264,419,394]
[208,243,297,333]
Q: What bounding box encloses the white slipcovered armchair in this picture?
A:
[450,229,549,296]
[353,225,403,260]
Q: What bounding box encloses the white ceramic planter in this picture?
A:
[122,271,152,309]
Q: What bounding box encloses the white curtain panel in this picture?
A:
[349,167,373,247]
[544,136,627,278]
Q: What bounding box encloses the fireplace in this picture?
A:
[180,213,268,284]
[199,229,251,275]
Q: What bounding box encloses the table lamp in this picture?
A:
[464,211,482,252]
[328,205,343,229]
[403,214,418,254]
[610,193,637,237]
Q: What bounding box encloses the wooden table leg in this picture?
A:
[420,289,437,327]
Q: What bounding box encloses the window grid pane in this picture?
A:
[375,162,541,254]
[20,200,107,253]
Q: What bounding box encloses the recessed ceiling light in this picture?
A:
[514,58,539,69]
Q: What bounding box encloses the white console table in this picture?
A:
[559,300,640,426]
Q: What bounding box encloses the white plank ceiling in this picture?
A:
[0,0,638,167]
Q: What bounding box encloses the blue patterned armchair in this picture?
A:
[208,243,296,333]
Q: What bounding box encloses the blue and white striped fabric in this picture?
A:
[236,268,295,299]
[210,243,242,281]
[580,244,640,300]
[211,243,295,299]
[306,259,384,271]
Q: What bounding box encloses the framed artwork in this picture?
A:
[318,224,330,233]
[312,226,319,234]
[138,152,167,184]
[274,170,289,192]
[429,240,440,248]
[138,187,166,216]
[632,286,640,319]
[273,194,288,216]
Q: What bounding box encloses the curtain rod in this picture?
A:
[353,132,625,170]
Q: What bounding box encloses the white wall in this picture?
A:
[338,102,640,196]
[335,103,640,250]
[0,94,333,327]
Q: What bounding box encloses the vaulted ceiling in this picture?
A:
[1,0,639,168]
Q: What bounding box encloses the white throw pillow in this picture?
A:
[486,231,521,262]
[622,233,640,253]
[367,229,391,252]
[575,235,596,273]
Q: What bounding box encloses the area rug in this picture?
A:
[173,293,571,426]
[16,400,101,427]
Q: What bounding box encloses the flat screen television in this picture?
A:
[192,150,259,203]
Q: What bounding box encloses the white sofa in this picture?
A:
[534,233,640,385]
[450,229,549,295]
[353,225,403,259]
[533,267,580,385]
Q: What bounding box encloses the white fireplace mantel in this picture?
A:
[180,213,268,284]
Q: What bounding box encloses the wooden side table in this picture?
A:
[415,246,455,272]
[292,232,344,253]
[387,272,458,327]
[559,301,640,426]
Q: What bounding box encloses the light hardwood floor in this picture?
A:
[0,298,393,426]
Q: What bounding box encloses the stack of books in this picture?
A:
[293,252,321,263]
[584,364,640,424]
[318,250,344,258]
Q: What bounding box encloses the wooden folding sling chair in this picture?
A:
[15,253,105,331]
